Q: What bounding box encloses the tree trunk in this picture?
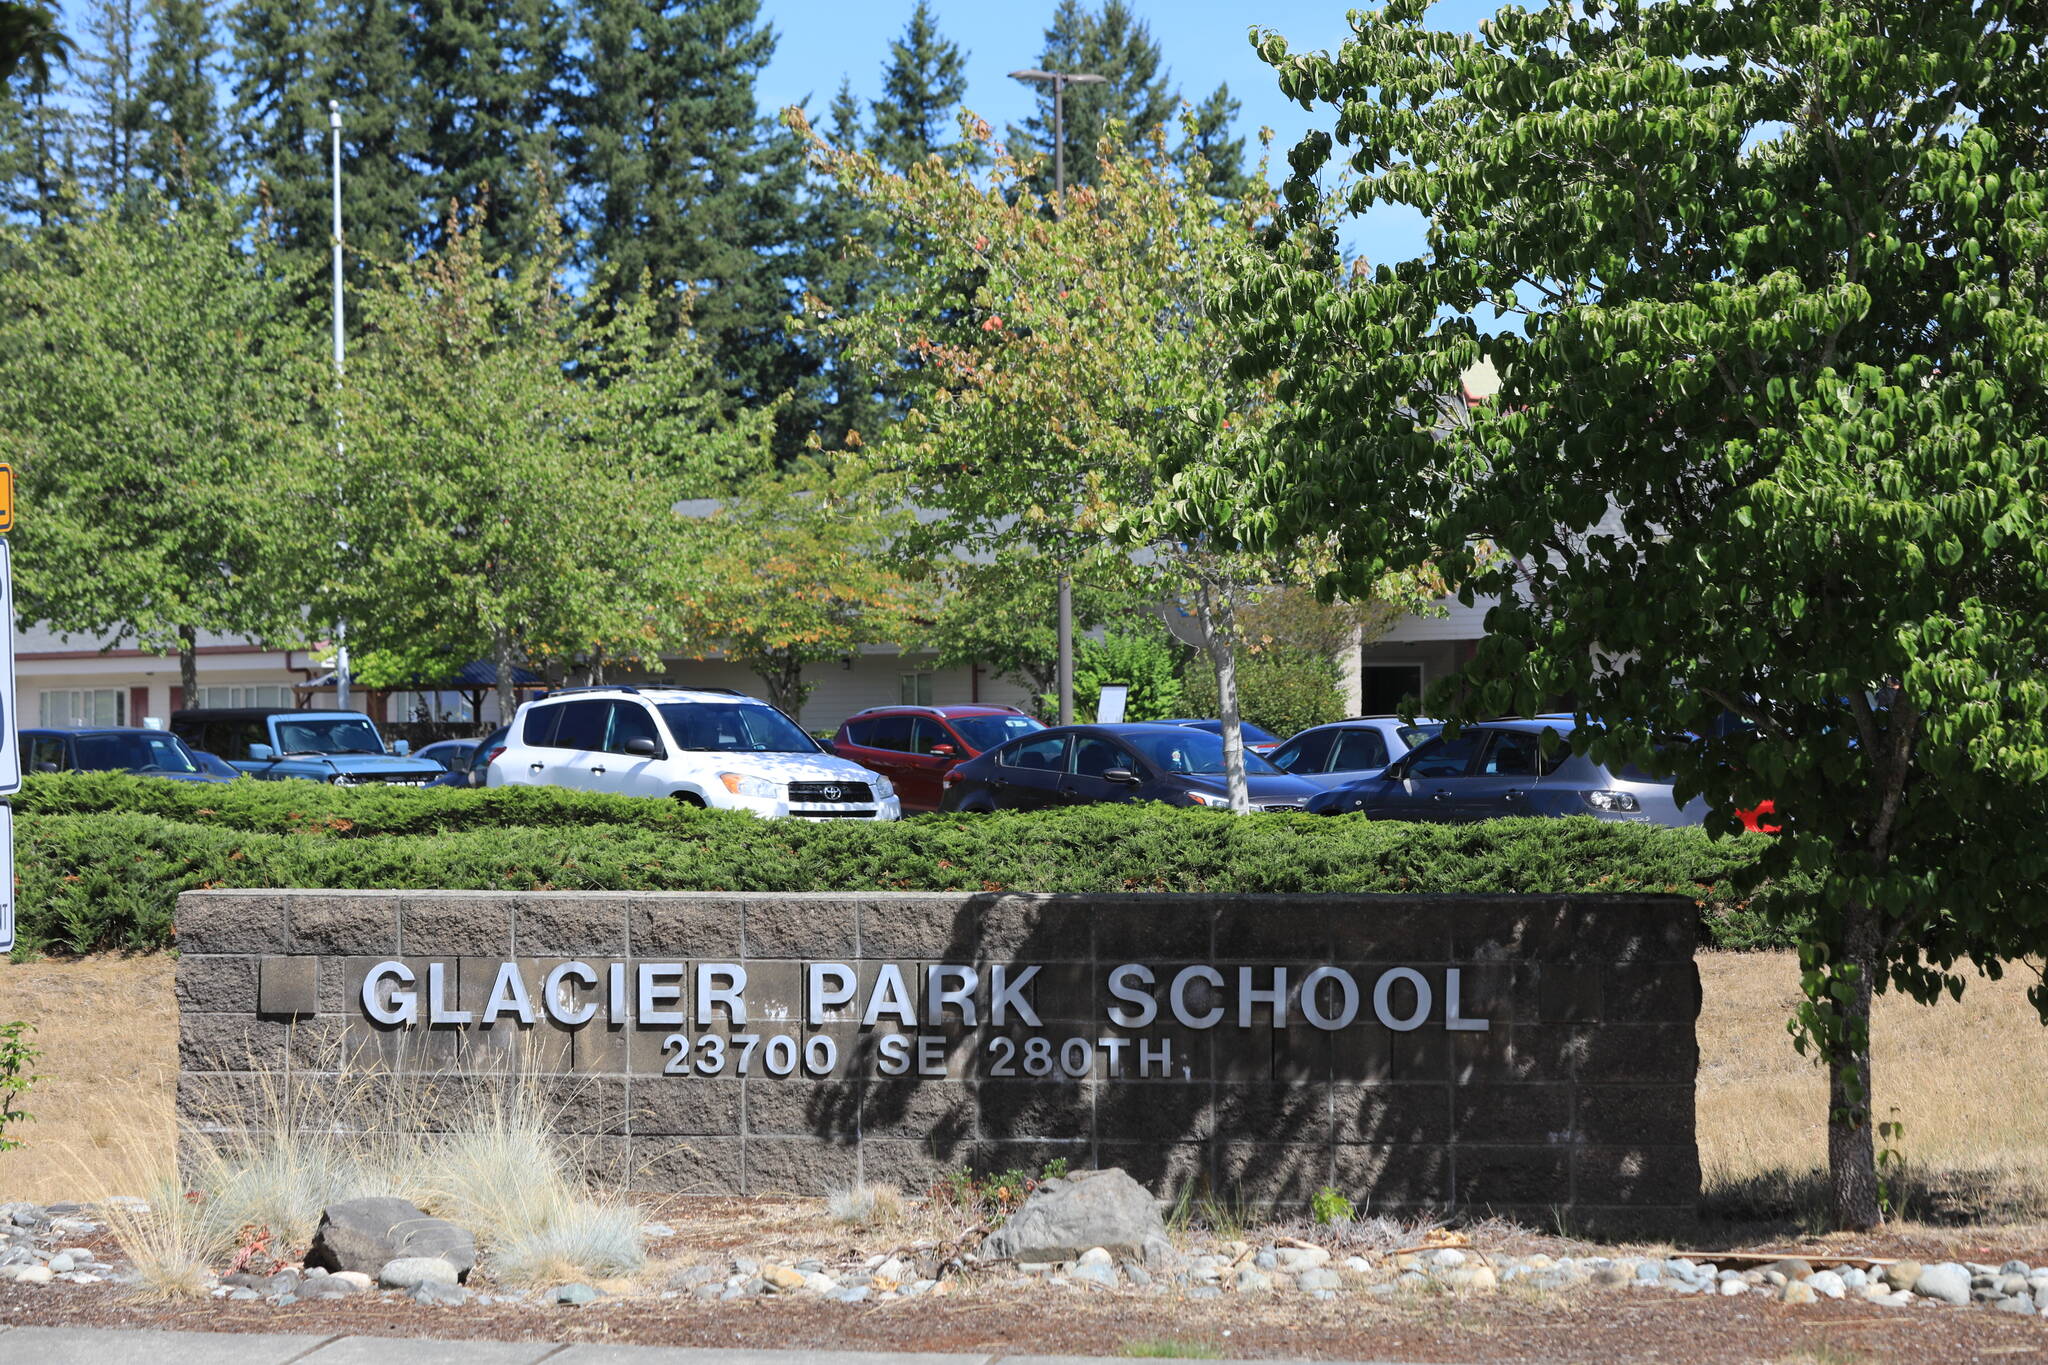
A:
[178,624,198,708]
[1828,895,1882,1229]
[756,652,806,719]
[1195,584,1251,814]
[492,626,515,727]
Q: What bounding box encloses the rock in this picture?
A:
[2002,1260,2031,1276]
[832,1286,871,1304]
[1141,1235,1175,1269]
[759,1264,806,1293]
[4,1265,53,1286]
[550,1283,602,1305]
[1767,1258,1814,1281]
[262,1270,300,1296]
[331,1271,375,1292]
[1253,1249,1279,1270]
[1781,1281,1818,1305]
[871,1256,909,1289]
[801,1272,837,1295]
[1719,1278,1746,1296]
[1839,1268,1867,1290]
[639,1223,676,1240]
[228,1286,261,1301]
[45,1253,73,1274]
[1431,1248,1467,1269]
[1343,1256,1372,1274]
[1123,1261,1152,1288]
[1635,1263,1663,1285]
[1808,1270,1846,1300]
[980,1169,1167,1264]
[1995,1295,2035,1315]
[1441,1265,1498,1293]
[1277,1246,1331,1273]
[412,1282,470,1307]
[1187,1285,1222,1300]
[1591,1265,1632,1289]
[1078,1247,1113,1268]
[1071,1261,1118,1288]
[1296,1268,1343,1293]
[1882,1259,1922,1291]
[1998,1274,2030,1298]
[1914,1262,1972,1306]
[1235,1267,1273,1293]
[380,1257,458,1290]
[1860,1282,1893,1303]
[306,1198,475,1282]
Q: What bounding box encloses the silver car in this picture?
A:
[1268,716,1443,792]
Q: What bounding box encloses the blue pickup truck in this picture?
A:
[169,708,445,786]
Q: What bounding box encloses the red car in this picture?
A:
[831,705,1044,812]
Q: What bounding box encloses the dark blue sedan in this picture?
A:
[940,724,1320,812]
[18,727,237,783]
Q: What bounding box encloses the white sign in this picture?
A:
[0,804,12,953]
[1096,683,1130,725]
[0,538,16,795]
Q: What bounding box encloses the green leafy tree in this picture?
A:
[0,1,71,89]
[135,0,225,201]
[0,191,322,700]
[566,0,811,452]
[0,1021,39,1152]
[1181,645,1343,739]
[1231,0,2048,1228]
[1062,626,1186,723]
[327,213,764,721]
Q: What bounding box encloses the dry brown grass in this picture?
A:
[6,950,2048,1236]
[1697,949,2048,1225]
[0,953,176,1202]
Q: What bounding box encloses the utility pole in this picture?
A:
[330,100,351,714]
[1009,67,1106,727]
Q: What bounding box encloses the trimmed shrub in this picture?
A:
[9,774,1810,955]
[1180,645,1346,738]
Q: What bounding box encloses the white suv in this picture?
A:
[490,687,900,820]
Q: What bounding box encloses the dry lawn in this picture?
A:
[3,951,2046,1228]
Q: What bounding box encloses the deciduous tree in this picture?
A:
[1230,0,2048,1227]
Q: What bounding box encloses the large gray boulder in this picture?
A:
[304,1197,476,1282]
[981,1168,1171,1265]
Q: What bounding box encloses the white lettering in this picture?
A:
[696,963,747,1026]
[1170,965,1224,1029]
[1140,1037,1172,1077]
[1299,966,1360,1031]
[1444,968,1492,1032]
[637,963,686,1026]
[362,960,415,1026]
[1105,964,1156,1028]
[862,964,917,1027]
[482,961,538,1025]
[1373,967,1432,1032]
[609,962,628,1021]
[807,963,857,1024]
[1237,966,1289,1028]
[988,964,1041,1027]
[542,962,596,1027]
[427,961,471,1025]
[916,1035,948,1077]
[1100,1035,1130,1075]
[925,965,978,1025]
[877,1032,912,1076]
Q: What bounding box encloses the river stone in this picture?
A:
[1995,1295,2035,1315]
[380,1257,459,1290]
[1781,1280,1818,1305]
[1236,1267,1273,1293]
[1808,1270,1846,1299]
[1914,1262,1972,1306]
[1296,1267,1342,1293]
[1882,1260,1922,1291]
[980,1169,1169,1265]
[551,1283,602,1305]
[306,1198,476,1282]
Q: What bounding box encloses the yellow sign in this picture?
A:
[0,463,12,533]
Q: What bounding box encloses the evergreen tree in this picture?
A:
[1006,0,1248,198]
[230,0,422,273]
[1178,81,1255,200]
[869,0,974,174]
[75,0,146,205]
[787,78,884,451]
[566,0,810,452]
[136,0,225,199]
[410,0,565,258]
[0,62,75,227]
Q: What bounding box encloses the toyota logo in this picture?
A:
[820,784,844,802]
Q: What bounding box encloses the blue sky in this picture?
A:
[56,0,1500,267]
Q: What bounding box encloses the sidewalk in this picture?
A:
[0,1325,1438,1365]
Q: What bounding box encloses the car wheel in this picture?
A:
[673,791,706,808]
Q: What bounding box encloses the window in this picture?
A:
[272,714,386,755]
[1123,730,1280,776]
[548,700,612,752]
[24,736,65,773]
[1000,733,1069,771]
[1073,736,1136,778]
[1271,729,1336,775]
[655,702,818,753]
[604,701,662,755]
[1402,733,1482,779]
[1330,728,1390,771]
[843,718,876,746]
[389,690,474,725]
[39,689,124,727]
[866,715,914,752]
[911,717,956,755]
[1360,664,1424,716]
[1481,731,1542,777]
[522,704,565,748]
[175,716,268,760]
[949,713,1042,752]
[899,673,934,705]
[194,685,294,710]
[74,732,200,774]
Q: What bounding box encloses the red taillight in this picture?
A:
[942,772,957,786]
[484,746,506,766]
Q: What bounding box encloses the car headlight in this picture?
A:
[1186,790,1230,808]
[870,774,895,799]
[1583,790,1641,812]
[718,772,782,800]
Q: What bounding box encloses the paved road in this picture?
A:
[0,1325,1440,1365]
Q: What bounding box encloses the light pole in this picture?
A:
[329,99,351,713]
[1009,67,1105,727]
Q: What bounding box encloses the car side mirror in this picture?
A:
[34,762,59,774]
[250,743,275,761]
[392,739,411,756]
[622,737,660,757]
[1383,763,1405,780]
[1102,767,1141,785]
[930,744,956,757]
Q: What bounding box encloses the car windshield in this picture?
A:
[1125,729,1280,775]
[950,714,1044,751]
[73,733,201,774]
[657,702,817,753]
[1396,723,1443,748]
[1185,720,1280,745]
[273,716,388,755]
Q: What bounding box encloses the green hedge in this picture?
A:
[8,773,1809,956]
